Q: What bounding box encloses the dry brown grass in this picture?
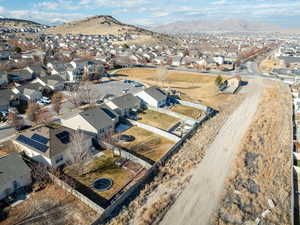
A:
[106,89,246,225]
[211,82,292,225]
[113,68,234,109]
[65,153,133,200]
[119,126,175,161]
[2,184,99,225]
[138,110,180,130]
[170,104,205,119]
[260,59,281,73]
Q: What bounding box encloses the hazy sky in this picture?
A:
[0,0,299,27]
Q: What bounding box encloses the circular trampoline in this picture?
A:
[92,178,113,191]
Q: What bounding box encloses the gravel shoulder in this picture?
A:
[160,78,264,225]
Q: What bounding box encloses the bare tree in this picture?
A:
[66,131,93,175]
[26,101,42,124]
[156,66,168,87]
[51,92,64,115]
[7,111,22,130]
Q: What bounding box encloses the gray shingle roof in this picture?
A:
[0,153,31,187]
[144,86,167,102]
[79,106,117,130]
[0,89,17,107]
[111,93,141,110]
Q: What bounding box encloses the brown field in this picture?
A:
[170,104,205,119]
[138,110,180,130]
[65,151,133,200]
[1,184,99,225]
[260,59,282,73]
[113,68,234,109]
[211,82,292,225]
[119,126,175,161]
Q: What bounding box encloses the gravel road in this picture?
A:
[160,78,264,225]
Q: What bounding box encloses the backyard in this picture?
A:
[64,151,134,200]
[112,68,234,109]
[119,126,175,161]
[138,110,180,130]
[1,184,99,225]
[170,104,205,119]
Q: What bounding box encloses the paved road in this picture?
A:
[160,77,264,225]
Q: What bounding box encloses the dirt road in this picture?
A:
[160,78,264,225]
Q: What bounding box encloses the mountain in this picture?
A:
[44,15,177,45]
[0,18,48,29]
[152,19,295,33]
[45,15,155,36]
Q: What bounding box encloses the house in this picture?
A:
[0,153,32,200]
[14,125,90,168]
[8,69,35,83]
[0,89,19,111]
[13,83,44,101]
[106,93,142,116]
[32,75,65,91]
[222,76,241,94]
[61,106,119,137]
[135,86,168,108]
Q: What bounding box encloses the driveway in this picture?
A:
[160,78,264,225]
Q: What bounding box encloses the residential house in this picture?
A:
[135,86,168,108]
[106,93,142,116]
[32,75,65,91]
[61,106,119,137]
[0,89,19,111]
[14,125,90,168]
[0,153,32,200]
[12,83,44,101]
[8,69,36,83]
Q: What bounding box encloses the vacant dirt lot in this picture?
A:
[1,185,99,225]
[119,126,175,161]
[113,68,233,109]
[138,110,180,130]
[211,81,292,225]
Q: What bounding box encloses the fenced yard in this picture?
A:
[170,104,205,119]
[64,151,134,200]
[138,110,180,130]
[1,184,99,225]
[118,126,175,161]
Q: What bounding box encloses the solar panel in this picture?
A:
[56,131,70,144]
[31,134,49,144]
[16,135,48,153]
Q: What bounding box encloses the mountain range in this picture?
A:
[151,19,298,33]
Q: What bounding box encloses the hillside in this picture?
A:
[44,15,177,45]
[0,18,47,29]
[152,19,296,33]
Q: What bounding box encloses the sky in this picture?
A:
[0,0,299,27]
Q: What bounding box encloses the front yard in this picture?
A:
[1,184,99,225]
[118,126,175,161]
[138,110,180,130]
[170,104,205,119]
[64,151,134,200]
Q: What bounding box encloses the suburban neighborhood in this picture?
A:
[0,1,299,225]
